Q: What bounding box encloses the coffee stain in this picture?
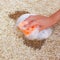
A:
[23,36,45,49]
[9,11,45,50]
[9,11,29,20]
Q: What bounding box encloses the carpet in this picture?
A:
[0,0,60,60]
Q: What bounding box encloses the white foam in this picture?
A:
[25,28,52,40]
[38,28,52,40]
[16,14,35,26]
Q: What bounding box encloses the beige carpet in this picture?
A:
[0,0,60,60]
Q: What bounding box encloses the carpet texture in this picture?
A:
[0,0,60,60]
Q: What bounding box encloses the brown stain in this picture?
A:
[24,39,45,50]
[9,11,29,20]
[23,36,46,49]
[9,11,45,50]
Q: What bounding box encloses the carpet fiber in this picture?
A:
[0,0,60,60]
